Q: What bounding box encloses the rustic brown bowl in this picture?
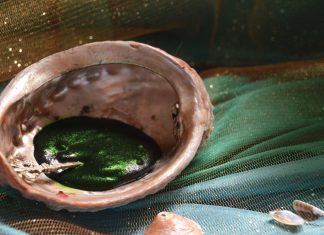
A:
[0,41,213,211]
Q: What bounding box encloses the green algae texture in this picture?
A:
[34,117,161,191]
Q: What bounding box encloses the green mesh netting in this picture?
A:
[1,0,324,82]
[1,1,324,235]
[1,63,324,235]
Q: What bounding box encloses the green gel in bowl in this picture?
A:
[34,116,161,191]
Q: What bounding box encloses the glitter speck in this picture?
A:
[17,63,21,67]
[42,12,46,16]
[8,48,12,51]
[209,84,214,88]
[89,35,93,40]
[19,48,22,53]
[14,60,17,64]
[18,38,22,42]
[4,21,7,25]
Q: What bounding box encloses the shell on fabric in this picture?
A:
[144,211,204,235]
[269,209,305,226]
[293,200,324,221]
[0,41,213,211]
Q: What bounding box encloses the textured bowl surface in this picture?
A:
[0,41,213,211]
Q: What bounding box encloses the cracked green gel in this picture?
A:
[33,117,161,191]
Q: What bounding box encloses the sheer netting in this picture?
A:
[0,1,324,234]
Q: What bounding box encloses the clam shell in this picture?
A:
[144,211,204,235]
[0,41,213,211]
[269,210,305,226]
[293,200,324,221]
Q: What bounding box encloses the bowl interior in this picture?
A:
[0,63,181,203]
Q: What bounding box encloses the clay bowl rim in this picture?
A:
[0,41,212,211]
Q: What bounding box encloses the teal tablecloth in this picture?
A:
[0,62,323,234]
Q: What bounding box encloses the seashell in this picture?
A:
[144,211,204,235]
[269,209,305,226]
[293,200,324,221]
[0,41,213,211]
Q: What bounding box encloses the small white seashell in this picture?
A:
[269,209,305,226]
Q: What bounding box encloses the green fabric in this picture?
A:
[1,0,324,82]
[169,74,324,189]
[34,117,160,191]
[134,0,324,68]
[1,65,324,234]
[1,0,324,234]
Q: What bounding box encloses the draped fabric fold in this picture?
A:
[0,1,324,234]
[1,60,324,234]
